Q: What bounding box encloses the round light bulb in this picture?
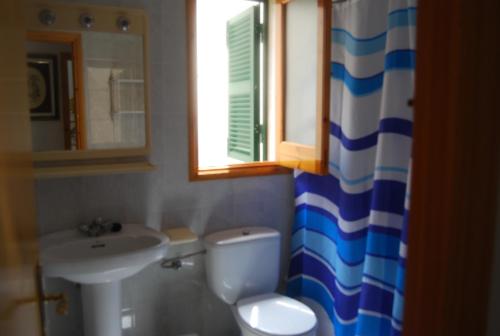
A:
[116,16,130,32]
[79,13,95,29]
[39,9,56,26]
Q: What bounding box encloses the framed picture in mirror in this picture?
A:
[27,53,59,120]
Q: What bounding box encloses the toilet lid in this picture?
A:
[236,293,317,336]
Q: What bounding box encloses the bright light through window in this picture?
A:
[197,0,265,168]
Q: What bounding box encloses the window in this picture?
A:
[226,4,264,163]
[188,0,331,180]
[196,0,267,168]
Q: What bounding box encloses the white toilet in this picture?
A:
[204,227,317,336]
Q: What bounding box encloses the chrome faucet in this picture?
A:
[78,217,121,237]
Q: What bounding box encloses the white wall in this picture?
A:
[35,1,295,335]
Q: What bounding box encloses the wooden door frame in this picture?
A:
[404,0,500,335]
[0,0,41,334]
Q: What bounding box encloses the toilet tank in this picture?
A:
[204,227,281,304]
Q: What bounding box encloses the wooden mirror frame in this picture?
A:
[25,2,154,178]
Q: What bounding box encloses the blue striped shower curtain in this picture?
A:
[287,1,416,335]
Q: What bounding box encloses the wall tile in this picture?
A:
[36,0,295,335]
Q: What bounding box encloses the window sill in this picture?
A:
[189,161,292,181]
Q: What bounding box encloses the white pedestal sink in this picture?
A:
[39,224,169,336]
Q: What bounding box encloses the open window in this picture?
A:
[187,0,331,180]
[227,5,263,163]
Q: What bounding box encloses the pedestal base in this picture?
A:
[81,281,122,336]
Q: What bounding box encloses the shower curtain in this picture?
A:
[287,1,416,335]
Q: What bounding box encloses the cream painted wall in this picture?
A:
[35,1,295,335]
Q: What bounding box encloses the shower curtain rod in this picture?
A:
[332,0,350,3]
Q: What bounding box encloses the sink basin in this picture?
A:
[40,224,169,336]
[40,224,169,284]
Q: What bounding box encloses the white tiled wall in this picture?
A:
[35,1,295,335]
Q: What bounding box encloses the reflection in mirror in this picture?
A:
[26,39,82,151]
[82,32,145,150]
[26,31,146,152]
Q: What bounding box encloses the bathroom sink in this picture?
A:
[40,224,169,284]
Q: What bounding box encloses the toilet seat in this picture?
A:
[235,293,317,336]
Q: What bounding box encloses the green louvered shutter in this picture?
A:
[227,6,260,162]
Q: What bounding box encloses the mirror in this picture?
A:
[82,32,146,150]
[26,38,80,151]
[26,31,146,152]
[24,3,154,178]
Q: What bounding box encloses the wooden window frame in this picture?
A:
[275,0,331,175]
[187,0,290,181]
[187,0,330,180]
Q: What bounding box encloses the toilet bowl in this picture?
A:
[204,227,317,336]
[232,293,317,336]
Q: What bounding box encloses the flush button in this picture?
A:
[242,230,250,236]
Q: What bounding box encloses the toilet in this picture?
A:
[204,227,317,336]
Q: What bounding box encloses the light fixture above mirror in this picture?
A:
[116,16,131,32]
[38,9,56,26]
[37,8,133,33]
[79,13,95,29]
